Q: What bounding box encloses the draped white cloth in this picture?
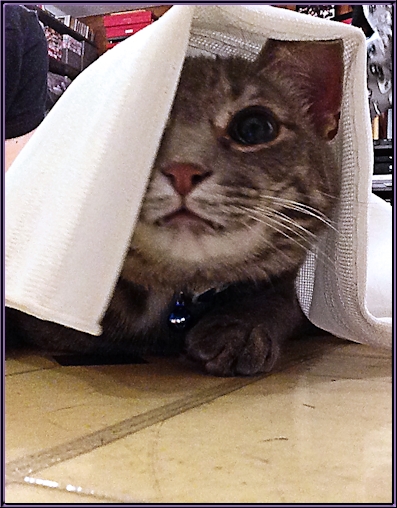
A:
[5,6,392,347]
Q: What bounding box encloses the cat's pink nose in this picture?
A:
[162,163,212,196]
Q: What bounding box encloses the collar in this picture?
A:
[168,285,230,332]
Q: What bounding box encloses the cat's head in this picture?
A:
[131,39,344,283]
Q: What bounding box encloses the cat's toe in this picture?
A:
[186,318,278,377]
[185,316,248,376]
[234,324,280,376]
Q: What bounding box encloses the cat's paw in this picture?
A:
[185,315,280,377]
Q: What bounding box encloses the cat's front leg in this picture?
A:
[185,280,304,377]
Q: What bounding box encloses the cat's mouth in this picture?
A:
[157,207,222,233]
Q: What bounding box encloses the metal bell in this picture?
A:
[168,293,191,331]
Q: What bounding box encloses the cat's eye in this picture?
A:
[227,106,279,146]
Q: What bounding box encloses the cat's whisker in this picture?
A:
[267,219,336,272]
[279,189,341,208]
[243,215,299,266]
[260,195,339,233]
[240,206,336,272]
[268,212,335,269]
[266,213,336,271]
[256,207,319,241]
[262,215,314,252]
[313,190,341,201]
[244,209,309,253]
[196,195,259,210]
[226,202,300,265]
[260,194,328,218]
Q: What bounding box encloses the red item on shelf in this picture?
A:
[105,21,151,39]
[103,10,153,27]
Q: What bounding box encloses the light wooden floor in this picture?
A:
[5,335,392,503]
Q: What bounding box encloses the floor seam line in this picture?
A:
[6,339,343,484]
[6,375,266,482]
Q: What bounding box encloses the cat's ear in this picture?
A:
[256,39,344,140]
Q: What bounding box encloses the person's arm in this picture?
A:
[5,5,48,171]
[5,130,37,172]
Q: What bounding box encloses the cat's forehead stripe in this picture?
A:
[214,103,235,129]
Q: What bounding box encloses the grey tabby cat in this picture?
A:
[6,39,344,376]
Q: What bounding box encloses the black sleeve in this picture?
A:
[351,6,374,37]
[5,5,49,139]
